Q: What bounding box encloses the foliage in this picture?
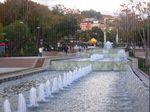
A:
[0,0,108,55]
[0,22,3,42]
[91,27,104,41]
[75,27,103,42]
[116,8,137,48]
[138,58,150,75]
[3,20,30,56]
[106,29,116,42]
[4,20,29,39]
[81,9,102,19]
[52,5,64,15]
[118,0,150,66]
[43,16,79,49]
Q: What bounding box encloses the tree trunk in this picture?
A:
[145,46,150,67]
[145,20,150,66]
[138,28,149,67]
[132,30,136,57]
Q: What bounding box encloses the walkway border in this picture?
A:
[128,57,150,88]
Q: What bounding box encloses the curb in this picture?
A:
[0,68,46,84]
[128,57,150,88]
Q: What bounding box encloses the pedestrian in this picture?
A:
[38,47,43,57]
[64,45,68,54]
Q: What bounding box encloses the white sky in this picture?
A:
[0,0,149,15]
[32,0,128,15]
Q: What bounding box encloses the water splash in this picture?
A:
[52,77,59,93]
[58,75,63,90]
[28,87,38,107]
[45,80,52,97]
[37,83,46,102]
[103,41,113,49]
[4,99,11,112]
[17,93,27,112]
[63,73,67,88]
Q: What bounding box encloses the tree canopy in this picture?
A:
[0,0,81,56]
[81,9,102,19]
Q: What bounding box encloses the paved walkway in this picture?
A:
[134,48,150,59]
[128,57,150,88]
[0,68,27,74]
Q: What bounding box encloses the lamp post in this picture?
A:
[20,21,24,24]
[36,27,40,48]
[76,30,81,45]
[104,30,106,43]
[40,38,43,47]
[116,29,119,45]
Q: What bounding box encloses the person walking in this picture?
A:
[38,47,43,57]
[64,45,68,54]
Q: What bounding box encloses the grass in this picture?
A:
[138,58,150,76]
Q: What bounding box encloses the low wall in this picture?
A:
[49,60,128,71]
[43,51,65,56]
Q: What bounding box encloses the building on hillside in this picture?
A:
[80,18,100,31]
[80,15,115,31]
[99,15,115,31]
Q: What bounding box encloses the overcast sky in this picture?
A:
[32,0,128,15]
[0,0,149,15]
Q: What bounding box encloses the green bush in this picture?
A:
[138,58,150,75]
[138,58,145,68]
[129,50,133,57]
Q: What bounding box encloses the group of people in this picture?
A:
[39,44,87,57]
[38,45,69,57]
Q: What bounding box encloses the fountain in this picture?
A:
[68,71,73,85]
[118,49,127,60]
[1,61,149,112]
[52,77,59,93]
[28,87,38,107]
[90,54,104,61]
[49,44,128,71]
[66,73,70,86]
[63,73,67,88]
[103,41,113,49]
[37,84,46,102]
[4,99,11,112]
[45,80,52,98]
[17,93,27,112]
[1,37,149,112]
[58,75,63,90]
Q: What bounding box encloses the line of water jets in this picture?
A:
[3,65,92,112]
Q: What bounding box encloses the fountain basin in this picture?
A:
[49,59,128,71]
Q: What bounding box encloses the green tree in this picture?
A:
[0,0,81,54]
[91,27,104,41]
[0,23,3,42]
[81,9,102,19]
[3,20,30,56]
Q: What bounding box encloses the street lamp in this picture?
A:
[20,21,24,24]
[36,26,40,47]
[40,38,43,47]
[36,26,40,29]
[76,30,81,45]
